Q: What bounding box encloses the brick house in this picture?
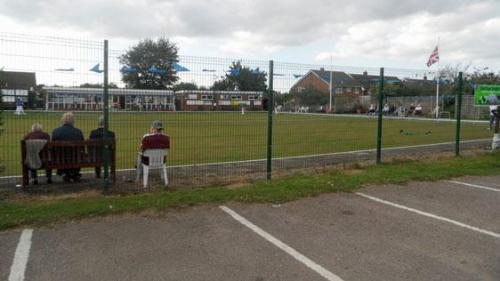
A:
[350,71,401,95]
[289,69,402,112]
[290,68,362,95]
[291,69,401,96]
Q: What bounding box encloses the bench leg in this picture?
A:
[22,165,29,187]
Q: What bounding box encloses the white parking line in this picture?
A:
[8,229,33,281]
[446,180,500,193]
[220,206,344,281]
[356,192,500,239]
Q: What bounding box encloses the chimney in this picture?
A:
[320,67,325,72]
[363,70,368,76]
[423,75,427,80]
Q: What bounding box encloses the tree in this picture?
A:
[293,87,329,106]
[211,61,267,91]
[438,64,500,95]
[274,92,294,106]
[120,38,179,89]
[172,82,199,91]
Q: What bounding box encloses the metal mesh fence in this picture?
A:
[0,33,495,192]
[0,33,105,189]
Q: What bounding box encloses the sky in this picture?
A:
[1,0,499,90]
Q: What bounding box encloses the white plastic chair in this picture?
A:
[140,149,168,188]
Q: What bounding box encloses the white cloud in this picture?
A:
[314,2,500,70]
[0,0,499,70]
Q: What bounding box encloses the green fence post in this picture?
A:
[266,60,274,180]
[455,72,463,157]
[376,67,384,164]
[103,40,110,191]
[495,106,500,134]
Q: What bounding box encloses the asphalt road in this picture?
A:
[1,175,499,281]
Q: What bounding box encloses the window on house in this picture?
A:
[15,89,28,96]
[335,88,343,94]
[2,89,15,96]
[3,96,15,102]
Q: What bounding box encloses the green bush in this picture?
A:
[0,75,4,173]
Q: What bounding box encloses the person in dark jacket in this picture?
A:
[23,123,52,184]
[89,116,115,178]
[52,112,84,182]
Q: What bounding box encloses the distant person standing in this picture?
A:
[490,105,498,130]
[15,98,26,115]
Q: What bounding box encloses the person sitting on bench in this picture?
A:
[52,112,84,182]
[368,104,376,116]
[23,123,52,185]
[415,104,423,116]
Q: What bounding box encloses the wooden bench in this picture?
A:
[21,139,116,186]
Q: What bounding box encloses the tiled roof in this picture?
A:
[311,70,359,87]
[0,71,36,89]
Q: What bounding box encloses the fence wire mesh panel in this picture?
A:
[0,33,496,192]
[0,33,105,189]
[106,49,270,190]
[271,61,377,171]
[379,68,490,159]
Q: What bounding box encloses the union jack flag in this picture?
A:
[426,46,439,67]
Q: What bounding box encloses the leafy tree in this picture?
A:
[211,79,234,91]
[274,92,294,106]
[120,38,179,89]
[293,87,329,106]
[211,61,267,91]
[437,64,500,95]
[470,71,500,84]
[439,63,470,84]
[466,68,500,94]
[172,82,199,91]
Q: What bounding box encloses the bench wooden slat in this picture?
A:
[21,139,116,187]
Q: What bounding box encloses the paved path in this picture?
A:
[2,175,499,281]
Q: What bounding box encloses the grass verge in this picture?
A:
[1,151,499,231]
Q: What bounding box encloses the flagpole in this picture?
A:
[435,37,440,119]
